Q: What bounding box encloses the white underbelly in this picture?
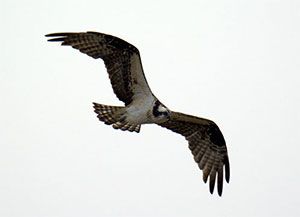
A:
[125,96,155,124]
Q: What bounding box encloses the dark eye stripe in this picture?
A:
[152,100,170,118]
[153,100,162,117]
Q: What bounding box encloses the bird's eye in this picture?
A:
[161,111,169,117]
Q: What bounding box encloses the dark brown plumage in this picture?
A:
[46,32,150,105]
[158,112,230,196]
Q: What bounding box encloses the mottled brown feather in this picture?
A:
[158,111,230,196]
[46,32,152,105]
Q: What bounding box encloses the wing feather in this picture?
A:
[46,32,152,105]
[158,111,230,196]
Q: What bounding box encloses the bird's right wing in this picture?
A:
[46,32,153,105]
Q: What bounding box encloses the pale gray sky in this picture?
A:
[1,0,300,216]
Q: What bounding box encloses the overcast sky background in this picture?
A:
[1,0,300,216]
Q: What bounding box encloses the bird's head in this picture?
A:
[152,100,171,122]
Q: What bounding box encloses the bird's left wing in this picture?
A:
[158,111,230,196]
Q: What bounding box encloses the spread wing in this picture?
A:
[46,32,153,105]
[158,111,230,196]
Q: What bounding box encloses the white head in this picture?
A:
[152,100,170,121]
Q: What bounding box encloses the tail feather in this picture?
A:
[93,103,123,125]
[93,102,141,133]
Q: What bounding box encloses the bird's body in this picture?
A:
[46,31,230,196]
[124,98,163,124]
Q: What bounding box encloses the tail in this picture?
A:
[93,102,141,133]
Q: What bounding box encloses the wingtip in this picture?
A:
[225,157,230,183]
[45,33,60,38]
[209,184,223,197]
[217,187,223,196]
[209,184,215,195]
[225,175,230,183]
[46,38,62,42]
[202,170,209,183]
[92,102,98,108]
[45,32,69,37]
[45,32,74,42]
[209,177,216,195]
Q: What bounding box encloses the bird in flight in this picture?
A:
[46,31,230,196]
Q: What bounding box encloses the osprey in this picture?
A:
[46,32,230,196]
